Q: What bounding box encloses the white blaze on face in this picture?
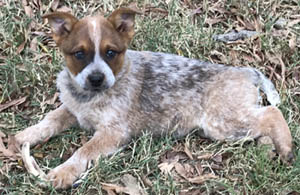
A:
[74,17,115,90]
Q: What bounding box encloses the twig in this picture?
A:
[21,142,48,187]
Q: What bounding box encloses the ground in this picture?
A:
[0,0,300,194]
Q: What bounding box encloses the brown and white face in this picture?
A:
[43,8,137,91]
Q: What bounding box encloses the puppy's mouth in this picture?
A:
[84,84,109,92]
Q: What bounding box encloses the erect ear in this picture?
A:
[107,7,140,44]
[42,12,78,45]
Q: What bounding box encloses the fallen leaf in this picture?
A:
[141,175,153,187]
[101,183,127,194]
[101,174,146,195]
[0,133,18,160]
[7,135,20,154]
[24,5,33,17]
[191,7,201,16]
[289,33,296,52]
[194,162,203,175]
[179,189,202,195]
[160,150,187,163]
[188,173,218,184]
[121,174,146,195]
[102,187,117,195]
[0,96,27,112]
[40,92,60,112]
[56,6,72,13]
[49,92,59,105]
[184,143,193,160]
[30,37,38,51]
[158,161,176,175]
[205,18,224,26]
[51,0,60,11]
[21,0,28,8]
[174,162,188,179]
[80,134,88,145]
[33,152,44,159]
[17,40,26,54]
[287,19,300,27]
[0,131,5,137]
[197,152,212,160]
[212,154,222,163]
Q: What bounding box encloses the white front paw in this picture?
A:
[47,163,80,189]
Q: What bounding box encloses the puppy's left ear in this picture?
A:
[108,7,140,44]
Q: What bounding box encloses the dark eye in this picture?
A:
[106,50,117,60]
[74,51,85,60]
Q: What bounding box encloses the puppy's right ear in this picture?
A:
[43,12,78,45]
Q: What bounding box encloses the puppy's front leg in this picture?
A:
[15,105,77,148]
[47,127,129,189]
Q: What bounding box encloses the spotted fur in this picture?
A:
[15,8,293,189]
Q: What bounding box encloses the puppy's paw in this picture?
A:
[47,164,79,189]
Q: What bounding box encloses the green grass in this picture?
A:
[0,0,300,194]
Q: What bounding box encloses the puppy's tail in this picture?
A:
[251,68,281,106]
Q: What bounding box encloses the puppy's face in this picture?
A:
[43,8,137,91]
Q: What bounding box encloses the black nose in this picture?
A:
[88,72,105,87]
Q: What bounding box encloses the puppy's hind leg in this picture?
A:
[15,104,77,148]
[252,106,293,162]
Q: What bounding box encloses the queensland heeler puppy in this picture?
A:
[14,7,293,189]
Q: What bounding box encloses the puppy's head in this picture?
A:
[43,8,138,91]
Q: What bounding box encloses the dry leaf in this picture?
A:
[0,96,27,112]
[30,37,38,51]
[188,173,217,184]
[212,154,222,163]
[0,134,18,160]
[194,162,203,175]
[184,143,193,160]
[24,5,33,17]
[102,187,117,195]
[51,0,60,11]
[289,33,296,52]
[180,189,202,195]
[49,92,59,105]
[144,6,169,15]
[21,0,28,8]
[191,7,201,16]
[210,50,228,64]
[197,152,212,160]
[17,41,26,54]
[287,19,300,27]
[7,135,20,154]
[158,161,176,175]
[141,175,153,187]
[101,174,146,195]
[56,6,72,13]
[121,174,146,195]
[174,162,188,179]
[80,134,88,145]
[0,130,5,138]
[41,92,60,112]
[33,152,44,159]
[101,183,127,194]
[205,18,224,26]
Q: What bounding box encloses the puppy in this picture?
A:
[14,8,293,189]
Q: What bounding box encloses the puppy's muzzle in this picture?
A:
[88,72,105,88]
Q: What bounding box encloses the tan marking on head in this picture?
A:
[44,8,138,77]
[60,18,95,75]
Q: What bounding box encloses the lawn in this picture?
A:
[0,0,299,194]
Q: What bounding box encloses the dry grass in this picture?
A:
[0,0,299,194]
